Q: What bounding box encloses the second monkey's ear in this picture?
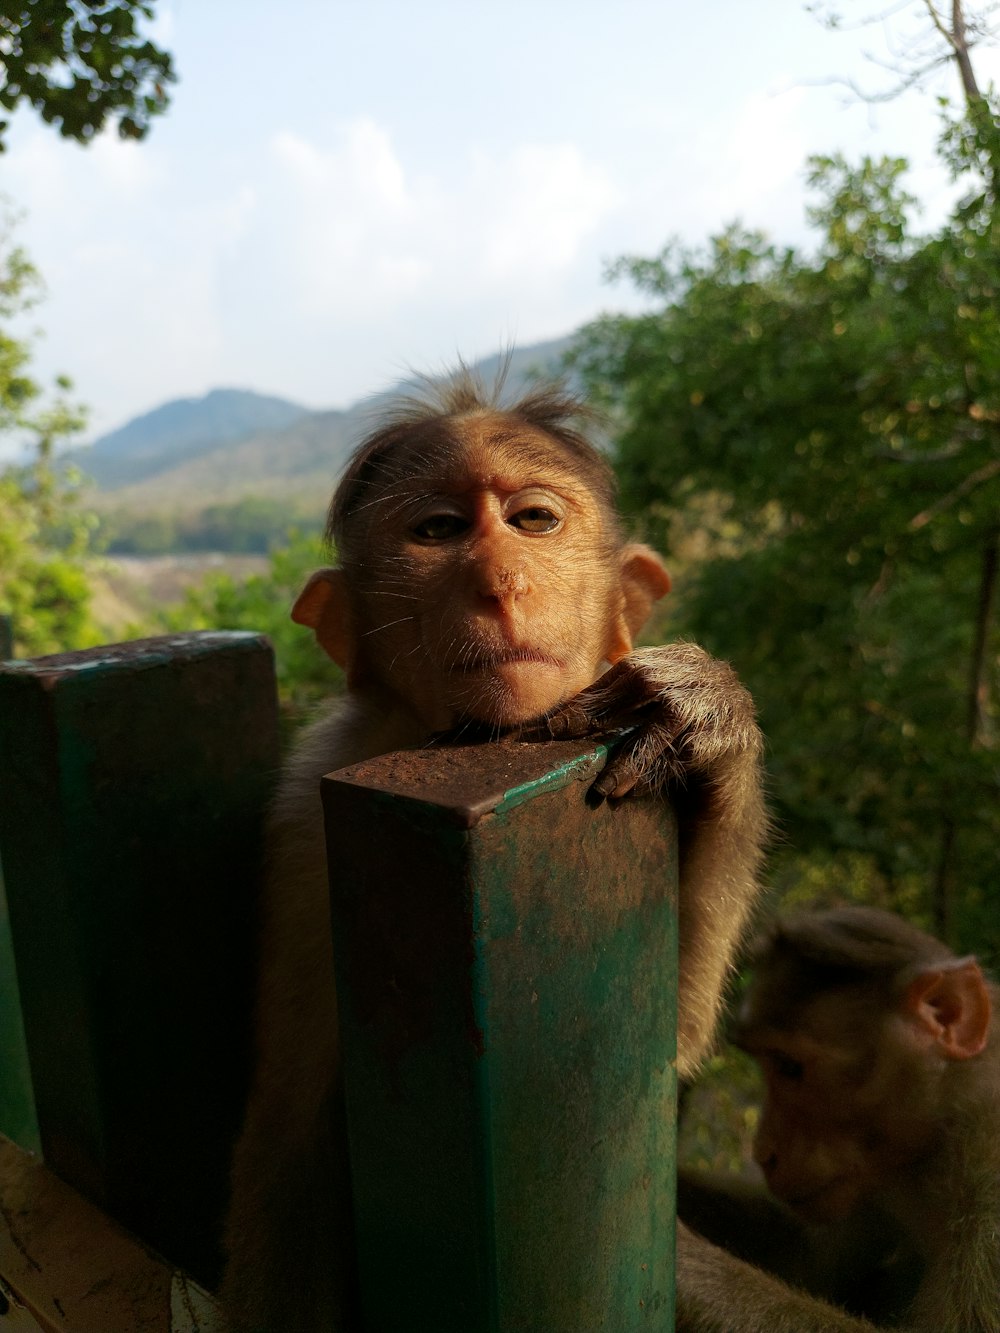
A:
[903,958,992,1060]
[291,568,353,674]
[606,543,673,664]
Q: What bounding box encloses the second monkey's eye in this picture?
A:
[410,513,472,541]
[508,506,560,534]
[771,1052,805,1083]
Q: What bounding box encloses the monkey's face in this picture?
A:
[740,995,944,1224]
[347,419,627,733]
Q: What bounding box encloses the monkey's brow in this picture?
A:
[349,487,436,516]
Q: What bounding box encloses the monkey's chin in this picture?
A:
[453,659,571,728]
[788,1177,862,1225]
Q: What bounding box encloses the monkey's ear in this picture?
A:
[607,544,672,663]
[291,568,353,671]
[903,958,992,1060]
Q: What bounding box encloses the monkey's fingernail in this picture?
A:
[548,704,589,738]
[592,769,618,797]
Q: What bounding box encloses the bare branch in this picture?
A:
[806,0,927,31]
[923,0,960,50]
[879,441,966,461]
[909,456,1000,528]
[800,61,945,101]
[808,0,998,104]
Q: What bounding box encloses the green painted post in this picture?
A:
[324,736,678,1332]
[0,632,281,1288]
[0,857,39,1154]
[0,616,39,1155]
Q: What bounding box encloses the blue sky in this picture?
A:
[4,0,998,443]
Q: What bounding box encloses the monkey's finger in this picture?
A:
[543,699,595,739]
[546,672,663,739]
[592,724,689,799]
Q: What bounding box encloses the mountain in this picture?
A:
[80,388,311,489]
[85,337,575,516]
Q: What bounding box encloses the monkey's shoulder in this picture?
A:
[273,694,429,818]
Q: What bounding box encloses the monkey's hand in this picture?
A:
[541,643,761,801]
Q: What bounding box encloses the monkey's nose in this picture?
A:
[476,567,527,605]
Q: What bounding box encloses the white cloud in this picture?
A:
[271,120,413,216]
[261,120,618,326]
[5,128,73,215]
[474,143,619,279]
[727,88,809,201]
[88,134,162,195]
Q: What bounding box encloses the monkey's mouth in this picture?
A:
[452,650,563,674]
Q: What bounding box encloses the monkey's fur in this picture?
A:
[222,369,768,1332]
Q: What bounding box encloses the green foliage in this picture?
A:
[103,497,323,555]
[156,531,342,730]
[677,1046,763,1176]
[0,207,97,656]
[0,459,97,656]
[0,2,173,149]
[574,101,1000,956]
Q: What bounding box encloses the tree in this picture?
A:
[0,205,97,656]
[808,0,998,103]
[0,1,174,150]
[573,104,1000,953]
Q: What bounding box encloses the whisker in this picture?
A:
[360,615,417,638]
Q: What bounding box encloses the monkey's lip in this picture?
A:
[452,650,563,674]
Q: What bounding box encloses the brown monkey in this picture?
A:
[675,905,1000,1333]
[222,368,767,1332]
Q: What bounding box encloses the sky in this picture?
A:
[4,0,1000,447]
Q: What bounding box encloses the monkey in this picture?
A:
[674,905,1000,1333]
[220,367,768,1332]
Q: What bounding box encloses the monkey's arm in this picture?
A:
[678,1170,922,1322]
[675,1223,886,1333]
[222,709,361,1333]
[677,1170,818,1286]
[542,642,768,1076]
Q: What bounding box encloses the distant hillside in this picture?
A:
[94,335,578,522]
[104,408,359,509]
[79,387,311,488]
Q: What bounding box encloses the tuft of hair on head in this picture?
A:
[325,357,613,560]
[376,354,601,433]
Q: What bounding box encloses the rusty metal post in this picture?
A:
[0,633,281,1288]
[323,737,678,1332]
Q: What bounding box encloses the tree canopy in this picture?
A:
[573,99,1000,954]
[0,1,173,149]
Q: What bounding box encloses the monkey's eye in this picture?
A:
[508,506,560,534]
[410,513,471,542]
[770,1053,805,1082]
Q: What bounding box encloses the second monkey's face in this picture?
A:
[348,416,626,733]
